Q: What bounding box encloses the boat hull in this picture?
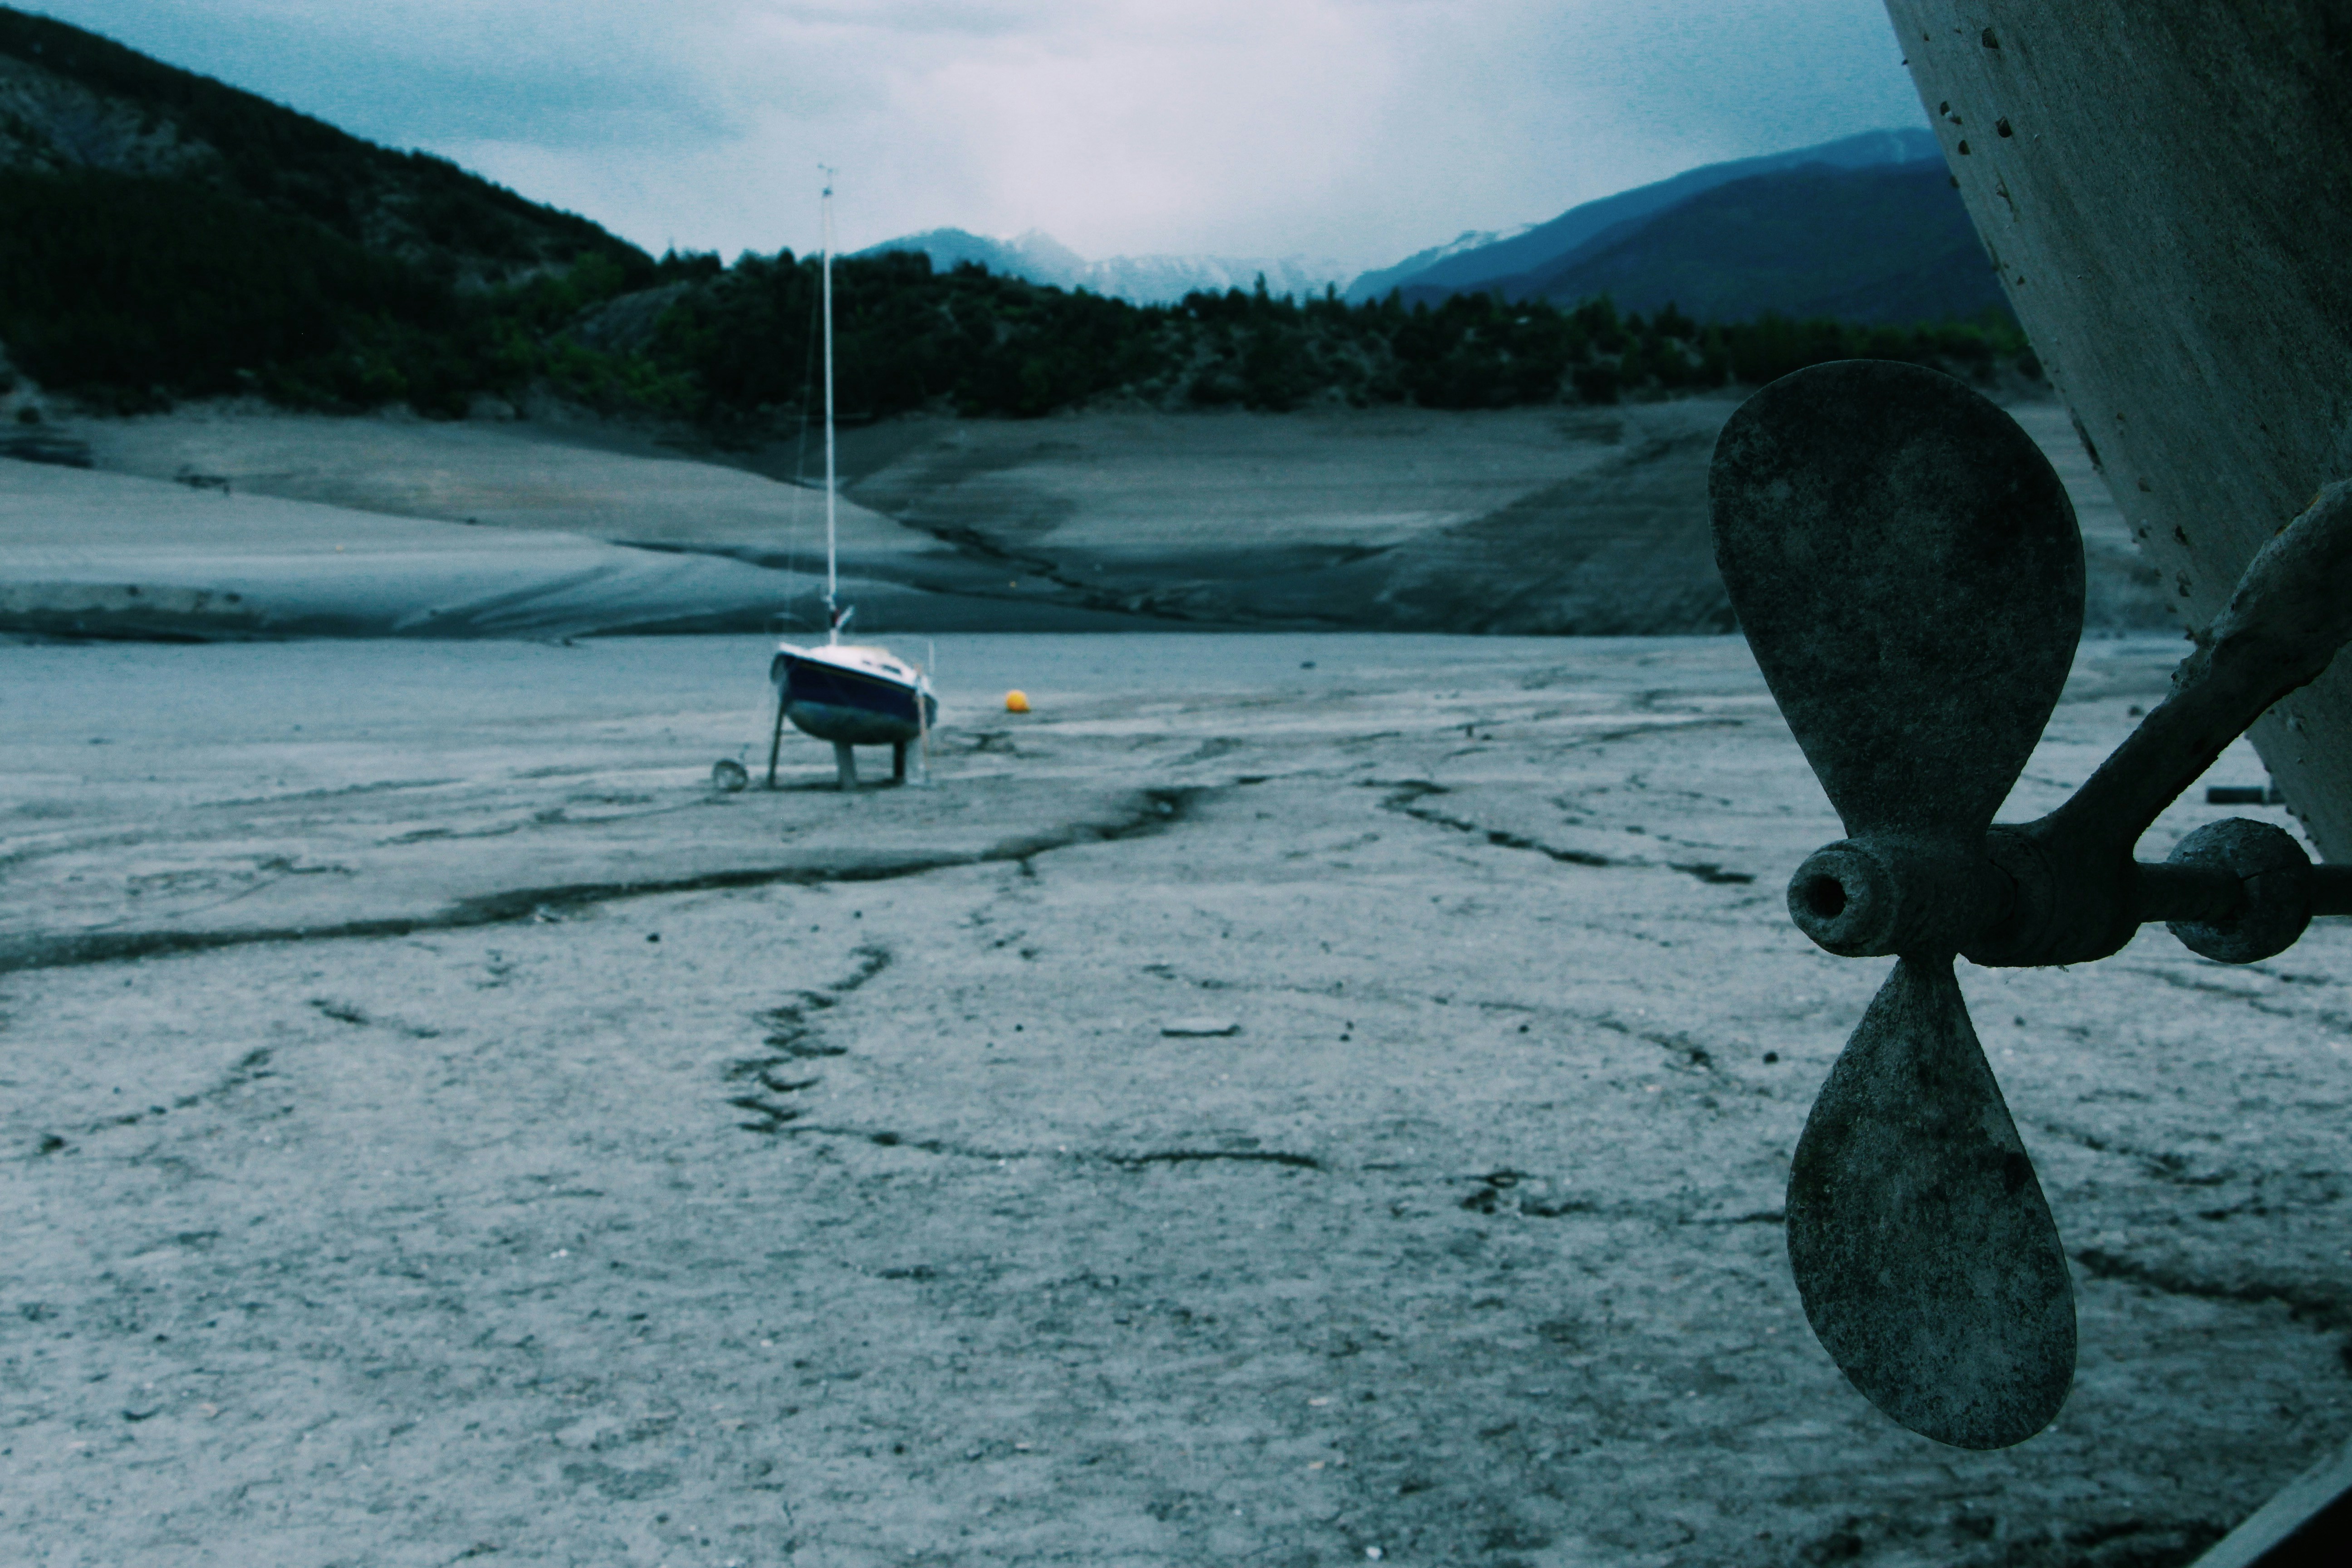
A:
[774,650,936,746]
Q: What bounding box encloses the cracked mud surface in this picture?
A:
[3,632,2346,1566]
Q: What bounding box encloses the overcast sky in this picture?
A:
[32,0,1924,267]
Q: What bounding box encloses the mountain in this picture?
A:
[1470,161,2006,325]
[855,228,1352,305]
[1349,128,1939,302]
[0,5,678,412]
[856,229,1089,288]
[1343,225,1538,306]
[1079,251,1351,306]
[0,6,641,284]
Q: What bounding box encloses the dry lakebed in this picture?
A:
[1,631,2347,1567]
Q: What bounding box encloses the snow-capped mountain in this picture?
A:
[1342,225,1540,304]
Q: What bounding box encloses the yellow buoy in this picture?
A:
[1004,690,1031,713]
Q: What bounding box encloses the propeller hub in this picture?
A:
[1787,837,2010,958]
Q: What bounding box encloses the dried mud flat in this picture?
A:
[2,633,2346,1568]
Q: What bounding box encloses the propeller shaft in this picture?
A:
[1786,823,2352,966]
[2047,478,2352,853]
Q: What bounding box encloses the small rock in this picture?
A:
[1162,1018,1239,1038]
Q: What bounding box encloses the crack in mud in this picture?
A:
[1376,782,1752,882]
[1532,716,1747,750]
[764,1124,1324,1171]
[1460,1171,1587,1216]
[2035,1120,2236,1186]
[309,997,440,1038]
[41,1045,278,1151]
[1668,861,1756,886]
[1590,1014,1720,1074]
[208,777,464,811]
[2072,1247,2352,1334]
[1454,1168,1781,1224]
[0,790,1200,976]
[1788,1514,2227,1568]
[1378,782,1614,866]
[728,946,895,1133]
[1106,1149,1321,1171]
[2120,964,2315,1021]
[776,1126,1024,1158]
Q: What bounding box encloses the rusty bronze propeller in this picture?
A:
[1710,360,2082,1449]
[1711,360,2352,1449]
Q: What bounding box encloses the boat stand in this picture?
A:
[832,742,909,789]
[764,688,788,789]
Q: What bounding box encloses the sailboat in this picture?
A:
[767,171,938,790]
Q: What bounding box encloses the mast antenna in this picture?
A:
[819,165,839,644]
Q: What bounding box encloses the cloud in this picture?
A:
[24,0,1926,266]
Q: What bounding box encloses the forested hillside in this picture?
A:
[0,7,635,275]
[665,256,2033,424]
[0,4,672,413]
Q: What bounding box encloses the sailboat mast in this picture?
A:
[819,170,839,644]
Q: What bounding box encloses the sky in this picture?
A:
[26,1,1926,269]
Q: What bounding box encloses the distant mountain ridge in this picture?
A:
[1341,225,1539,307]
[1476,160,2007,326]
[1350,128,1939,302]
[855,228,1353,305]
[863,127,1976,327]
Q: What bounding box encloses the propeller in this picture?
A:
[1710,363,2352,1448]
[1710,360,2084,1449]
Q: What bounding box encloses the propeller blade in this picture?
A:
[1787,956,2075,1449]
[1710,361,2083,842]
